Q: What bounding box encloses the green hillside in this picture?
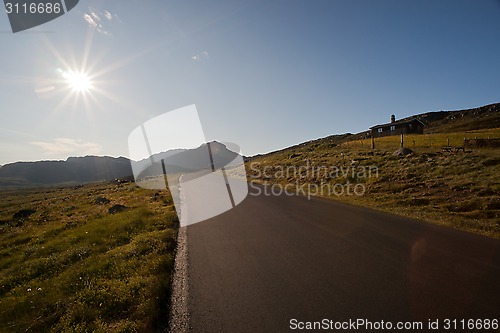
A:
[0,182,178,332]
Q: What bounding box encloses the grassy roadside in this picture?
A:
[342,127,500,150]
[0,181,178,332]
[246,129,500,238]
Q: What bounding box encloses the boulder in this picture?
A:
[108,204,128,214]
[95,197,111,205]
[13,209,36,219]
[392,148,413,156]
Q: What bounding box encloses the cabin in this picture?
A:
[370,115,424,138]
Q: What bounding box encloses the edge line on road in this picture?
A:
[168,226,189,333]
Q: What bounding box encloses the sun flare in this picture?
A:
[63,71,92,93]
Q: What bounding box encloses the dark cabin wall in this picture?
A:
[371,120,423,137]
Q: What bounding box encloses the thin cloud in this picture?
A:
[83,7,117,37]
[83,13,98,28]
[31,138,102,156]
[104,10,113,21]
[191,51,209,61]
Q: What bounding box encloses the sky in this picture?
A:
[0,0,499,165]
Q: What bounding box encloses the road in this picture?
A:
[183,185,500,332]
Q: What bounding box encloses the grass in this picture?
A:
[0,181,178,332]
[342,127,500,150]
[1,128,498,331]
[247,128,500,238]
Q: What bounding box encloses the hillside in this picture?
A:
[249,102,500,160]
[0,156,133,188]
[406,102,500,133]
[246,103,500,237]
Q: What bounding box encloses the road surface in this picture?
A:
[182,185,500,332]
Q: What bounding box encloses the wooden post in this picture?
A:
[447,138,450,147]
[400,133,404,148]
[371,136,375,150]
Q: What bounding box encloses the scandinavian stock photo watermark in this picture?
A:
[248,161,379,200]
[128,105,248,227]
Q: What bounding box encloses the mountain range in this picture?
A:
[0,142,242,188]
[0,156,133,188]
[1,103,498,188]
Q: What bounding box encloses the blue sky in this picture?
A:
[0,0,499,164]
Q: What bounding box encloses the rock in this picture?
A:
[108,204,128,214]
[13,209,36,219]
[95,197,111,205]
[392,148,414,156]
[153,192,163,201]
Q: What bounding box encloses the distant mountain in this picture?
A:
[0,142,242,189]
[0,156,133,188]
[134,141,240,181]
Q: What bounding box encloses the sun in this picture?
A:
[62,70,93,93]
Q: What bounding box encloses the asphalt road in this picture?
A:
[184,185,500,332]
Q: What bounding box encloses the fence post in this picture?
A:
[400,133,404,148]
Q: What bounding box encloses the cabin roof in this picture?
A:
[369,117,425,129]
